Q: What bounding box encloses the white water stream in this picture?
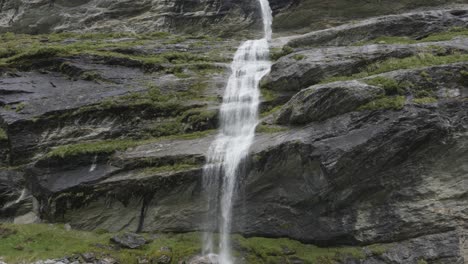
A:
[201,0,273,263]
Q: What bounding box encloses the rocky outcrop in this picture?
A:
[276,62,468,125]
[287,7,468,47]
[0,0,294,35]
[0,4,467,264]
[275,81,384,124]
[263,39,468,93]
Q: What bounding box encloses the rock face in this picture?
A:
[287,8,468,47]
[0,0,294,35]
[275,81,384,124]
[0,4,467,264]
[263,39,468,93]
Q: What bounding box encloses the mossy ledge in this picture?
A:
[0,223,389,264]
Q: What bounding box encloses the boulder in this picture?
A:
[110,232,147,249]
[275,80,384,125]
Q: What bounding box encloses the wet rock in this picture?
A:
[281,245,296,255]
[0,0,293,35]
[137,257,150,264]
[264,39,468,93]
[110,232,147,249]
[186,254,219,264]
[64,223,72,231]
[98,257,118,264]
[276,80,384,124]
[80,252,96,262]
[288,8,468,47]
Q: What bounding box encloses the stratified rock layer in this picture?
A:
[0,5,467,264]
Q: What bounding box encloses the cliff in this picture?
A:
[0,1,467,264]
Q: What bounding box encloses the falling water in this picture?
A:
[202,0,273,263]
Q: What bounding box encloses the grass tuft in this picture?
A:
[321,53,468,84]
[358,96,405,111]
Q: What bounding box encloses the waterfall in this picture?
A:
[201,0,273,263]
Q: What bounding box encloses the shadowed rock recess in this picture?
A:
[0,1,467,264]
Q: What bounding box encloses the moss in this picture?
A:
[422,27,468,42]
[270,46,294,61]
[261,89,279,102]
[256,125,288,133]
[141,163,200,175]
[235,236,368,264]
[417,260,428,264]
[1,223,390,264]
[358,96,405,111]
[46,130,214,159]
[0,128,8,141]
[356,27,468,46]
[292,54,306,61]
[260,105,284,118]
[412,97,437,104]
[367,245,388,255]
[46,140,139,158]
[322,53,468,83]
[15,102,26,113]
[356,36,417,46]
[364,76,406,95]
[0,32,225,70]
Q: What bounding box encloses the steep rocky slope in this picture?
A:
[0,0,294,35]
[0,2,467,264]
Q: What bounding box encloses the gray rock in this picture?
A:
[288,7,468,47]
[275,80,384,124]
[110,232,147,249]
[263,39,468,93]
[80,252,95,262]
[0,0,292,35]
[64,223,72,231]
[98,257,118,264]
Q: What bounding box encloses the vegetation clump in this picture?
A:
[270,46,294,61]
[413,97,437,104]
[46,130,214,159]
[0,224,389,264]
[0,128,8,141]
[356,27,468,45]
[256,125,288,133]
[358,96,405,111]
[364,76,406,95]
[0,32,227,72]
[322,52,468,83]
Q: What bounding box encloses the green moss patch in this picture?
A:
[322,52,468,83]
[412,97,437,104]
[0,224,389,264]
[256,125,288,133]
[364,76,407,95]
[0,32,228,71]
[46,130,214,159]
[358,96,406,111]
[0,128,8,141]
[270,46,294,61]
[357,27,468,46]
[141,163,201,175]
